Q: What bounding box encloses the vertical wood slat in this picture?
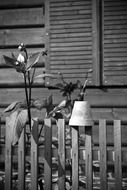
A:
[0,117,2,142]
[92,0,101,86]
[44,118,52,190]
[5,117,12,190]
[85,125,93,190]
[58,119,65,190]
[114,120,122,190]
[18,127,25,190]
[45,0,50,71]
[99,119,107,190]
[72,126,79,190]
[31,119,39,190]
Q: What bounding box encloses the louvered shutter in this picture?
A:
[49,0,93,84]
[103,0,127,85]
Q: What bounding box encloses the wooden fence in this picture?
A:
[3,119,127,190]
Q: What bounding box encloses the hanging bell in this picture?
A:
[69,101,93,127]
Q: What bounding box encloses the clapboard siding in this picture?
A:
[49,0,93,83]
[0,28,46,46]
[0,0,46,86]
[103,0,127,85]
[0,8,44,27]
[0,0,127,121]
[0,0,44,7]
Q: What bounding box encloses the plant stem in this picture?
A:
[24,72,31,132]
[28,71,32,104]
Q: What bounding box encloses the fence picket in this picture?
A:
[85,125,93,190]
[99,119,107,190]
[5,117,12,190]
[2,118,125,190]
[58,119,66,190]
[72,126,79,190]
[44,118,52,190]
[18,127,25,190]
[31,119,39,190]
[114,120,122,190]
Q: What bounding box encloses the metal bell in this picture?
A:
[69,101,93,127]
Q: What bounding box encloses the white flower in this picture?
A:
[17,53,25,63]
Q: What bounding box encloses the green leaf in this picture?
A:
[3,101,22,113]
[6,109,28,145]
[53,83,65,89]
[11,52,17,60]
[32,95,53,111]
[35,73,57,79]
[26,52,41,71]
[32,99,44,110]
[3,55,26,73]
[3,55,17,67]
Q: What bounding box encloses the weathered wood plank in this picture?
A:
[5,117,12,190]
[58,119,65,190]
[31,119,39,190]
[50,14,91,21]
[50,28,92,34]
[50,50,92,56]
[104,34,127,39]
[50,5,91,12]
[72,126,79,190]
[50,46,92,52]
[1,88,127,108]
[104,6,127,12]
[0,67,45,85]
[50,0,91,7]
[104,47,127,52]
[114,120,122,190]
[44,119,52,190]
[85,125,93,190]
[50,54,92,60]
[50,60,92,65]
[51,19,92,25]
[51,23,91,29]
[0,0,44,7]
[18,127,25,190]
[50,33,92,39]
[50,0,90,2]
[44,0,50,71]
[0,8,44,27]
[0,28,46,46]
[50,64,91,70]
[92,0,101,86]
[99,120,107,190]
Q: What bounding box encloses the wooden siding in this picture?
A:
[1,119,127,189]
[49,0,93,83]
[103,0,127,85]
[0,0,46,86]
[0,0,127,123]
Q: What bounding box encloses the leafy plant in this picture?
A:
[3,43,92,190]
[3,43,48,145]
[3,42,92,145]
[44,70,92,119]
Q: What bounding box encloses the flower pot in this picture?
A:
[69,101,93,127]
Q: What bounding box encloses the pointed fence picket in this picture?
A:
[3,119,125,190]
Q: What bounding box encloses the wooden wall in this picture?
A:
[49,0,93,83]
[0,0,48,119]
[103,0,127,85]
[0,0,127,122]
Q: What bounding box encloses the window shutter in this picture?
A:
[49,0,93,84]
[103,0,127,85]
